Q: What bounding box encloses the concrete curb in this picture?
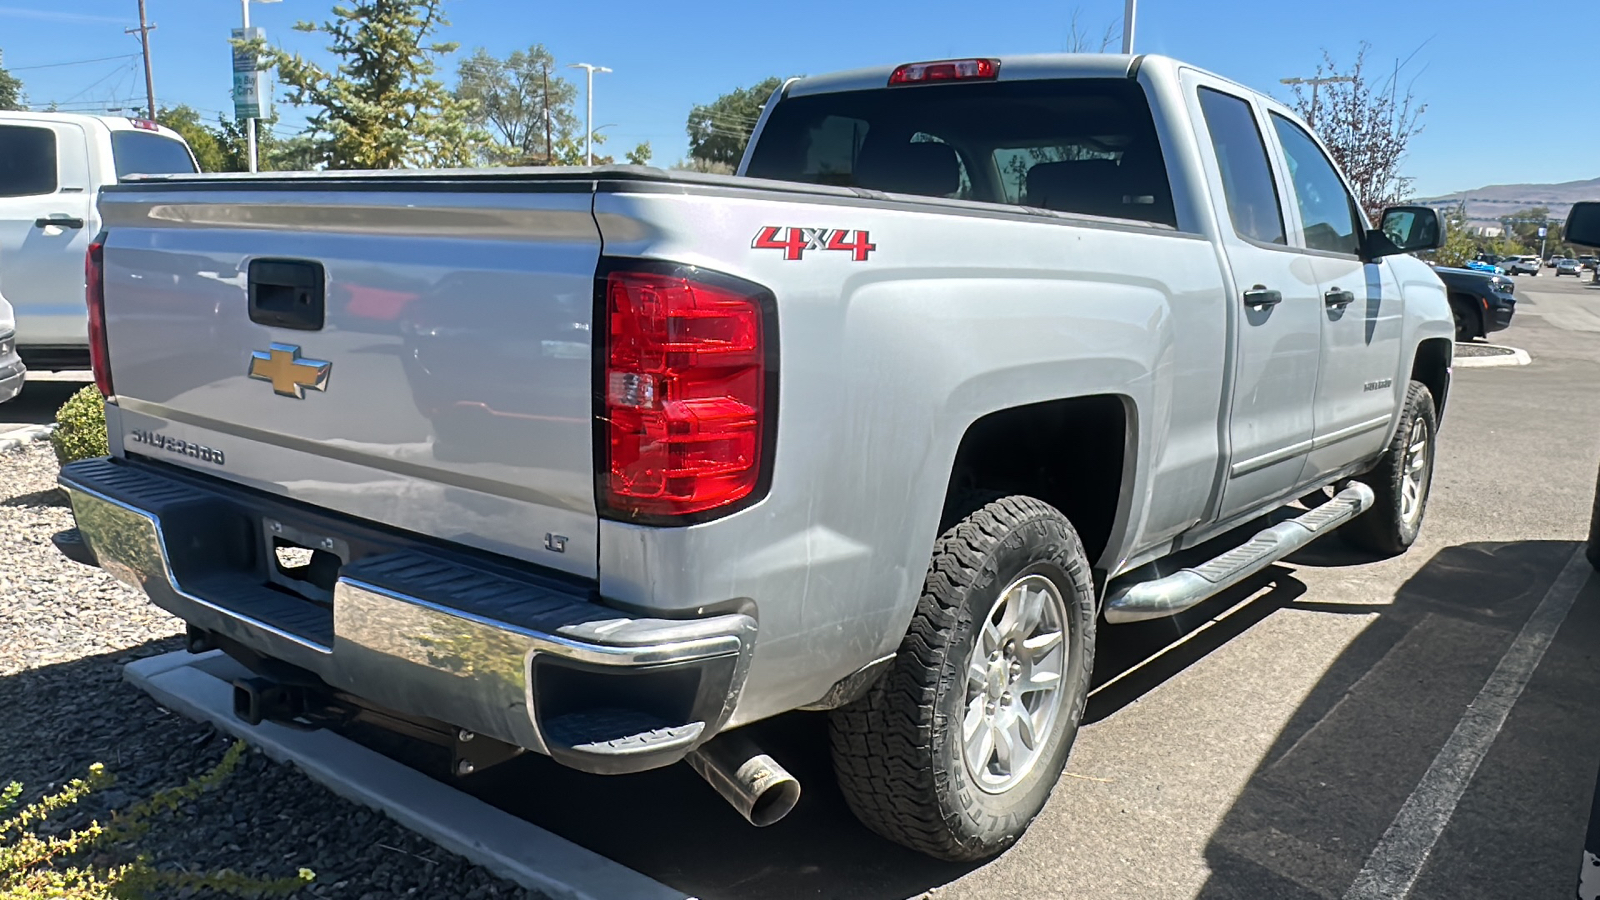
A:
[0,424,54,452]
[125,651,693,900]
[1454,344,1532,369]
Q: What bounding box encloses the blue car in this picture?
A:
[1463,259,1506,275]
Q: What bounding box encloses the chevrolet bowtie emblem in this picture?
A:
[248,343,331,398]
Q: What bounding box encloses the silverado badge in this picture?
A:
[248,343,331,398]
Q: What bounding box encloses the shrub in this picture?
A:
[0,741,313,899]
[50,386,108,465]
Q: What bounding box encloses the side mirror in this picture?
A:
[1365,205,1443,258]
[1565,201,1600,248]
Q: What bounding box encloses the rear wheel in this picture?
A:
[1343,381,1437,556]
[829,496,1096,861]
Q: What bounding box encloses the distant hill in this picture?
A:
[1417,176,1600,226]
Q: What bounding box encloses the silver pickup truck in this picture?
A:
[57,53,1453,860]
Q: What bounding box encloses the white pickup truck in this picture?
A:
[0,112,196,370]
[57,54,1453,860]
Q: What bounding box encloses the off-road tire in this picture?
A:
[828,496,1096,861]
[1342,381,1437,556]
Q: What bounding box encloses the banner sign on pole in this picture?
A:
[231,27,268,120]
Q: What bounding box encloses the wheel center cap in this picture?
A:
[987,662,1007,699]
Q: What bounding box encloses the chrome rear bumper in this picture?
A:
[60,457,755,774]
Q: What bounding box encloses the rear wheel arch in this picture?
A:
[940,394,1134,570]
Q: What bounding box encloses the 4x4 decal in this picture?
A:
[752,226,876,261]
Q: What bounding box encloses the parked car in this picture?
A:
[1464,258,1506,275]
[0,112,196,371]
[1503,255,1541,275]
[0,276,22,404]
[1557,258,1583,276]
[1433,266,1516,340]
[1578,254,1598,270]
[53,53,1454,861]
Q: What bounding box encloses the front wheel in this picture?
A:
[1343,381,1438,556]
[829,496,1096,861]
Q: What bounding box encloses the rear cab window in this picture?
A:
[745,78,1176,227]
[110,131,198,179]
[0,125,59,197]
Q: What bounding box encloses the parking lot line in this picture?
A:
[1342,545,1593,900]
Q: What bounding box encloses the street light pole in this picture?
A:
[569,62,611,166]
[1279,75,1355,129]
[1121,0,1136,54]
[239,0,280,174]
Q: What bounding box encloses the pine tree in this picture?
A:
[247,0,487,169]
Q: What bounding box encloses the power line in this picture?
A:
[10,53,142,71]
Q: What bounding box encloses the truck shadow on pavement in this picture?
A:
[455,541,1598,900]
[1193,539,1600,900]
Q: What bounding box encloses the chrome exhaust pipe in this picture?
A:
[686,732,801,827]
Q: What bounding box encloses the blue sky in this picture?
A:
[1,0,1595,197]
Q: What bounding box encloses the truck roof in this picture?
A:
[0,109,187,142]
[784,53,1259,101]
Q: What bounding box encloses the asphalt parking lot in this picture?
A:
[0,370,90,433]
[3,270,1597,899]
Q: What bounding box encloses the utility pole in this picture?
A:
[126,0,157,120]
[1279,74,1355,129]
[1121,0,1137,54]
[569,62,611,166]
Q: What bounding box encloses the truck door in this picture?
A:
[1265,114,1404,482]
[0,118,94,358]
[1184,75,1324,521]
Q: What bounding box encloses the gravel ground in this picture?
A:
[0,441,542,899]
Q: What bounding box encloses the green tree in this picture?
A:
[209,114,315,171]
[1431,202,1476,268]
[247,0,488,169]
[685,76,783,168]
[155,105,228,172]
[1498,206,1572,257]
[625,141,651,166]
[455,45,579,165]
[0,51,23,111]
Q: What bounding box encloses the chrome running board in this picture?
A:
[1104,482,1376,624]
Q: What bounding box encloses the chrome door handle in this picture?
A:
[1243,285,1282,307]
[1324,288,1355,307]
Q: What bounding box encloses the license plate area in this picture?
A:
[262,517,350,607]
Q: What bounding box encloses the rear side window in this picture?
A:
[0,125,58,197]
[745,78,1176,226]
[1196,88,1285,245]
[111,131,198,178]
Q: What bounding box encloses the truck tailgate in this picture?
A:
[97,183,602,576]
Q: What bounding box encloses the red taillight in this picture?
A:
[85,241,113,398]
[601,268,771,520]
[888,58,999,85]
